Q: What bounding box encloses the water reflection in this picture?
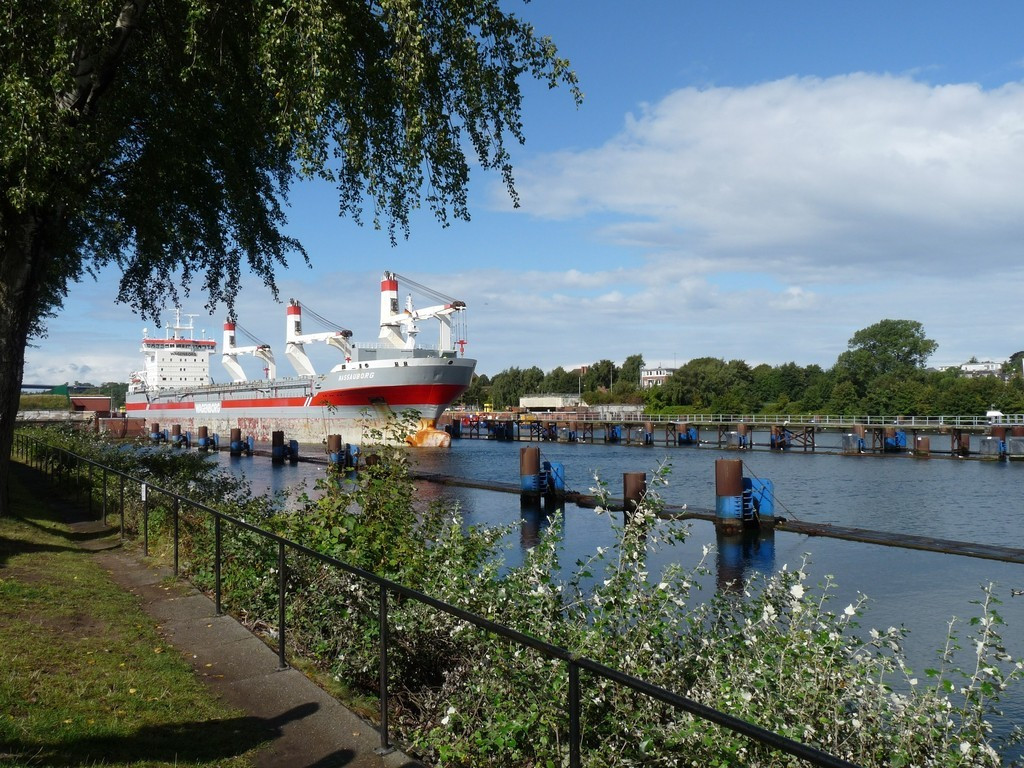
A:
[519,496,557,549]
[715,527,776,592]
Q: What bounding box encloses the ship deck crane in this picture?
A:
[378,271,468,353]
[285,299,353,377]
[222,320,277,382]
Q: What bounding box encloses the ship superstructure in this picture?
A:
[129,310,216,391]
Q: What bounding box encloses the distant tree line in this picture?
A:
[464,319,1024,416]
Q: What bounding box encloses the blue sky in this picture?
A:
[24,1,1024,385]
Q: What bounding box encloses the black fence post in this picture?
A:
[102,467,108,523]
[378,586,393,754]
[142,484,149,556]
[569,661,581,768]
[214,515,222,615]
[119,475,125,540]
[173,497,180,576]
[277,541,287,669]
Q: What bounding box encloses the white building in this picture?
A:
[960,361,1004,378]
[640,366,676,389]
[519,394,582,410]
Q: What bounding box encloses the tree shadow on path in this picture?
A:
[0,702,372,767]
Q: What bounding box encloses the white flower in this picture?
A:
[789,584,805,600]
[844,604,856,617]
[960,742,971,755]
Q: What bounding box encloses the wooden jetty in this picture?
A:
[440,410,1024,459]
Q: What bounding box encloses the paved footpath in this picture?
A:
[55,495,425,768]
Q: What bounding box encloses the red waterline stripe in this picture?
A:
[311,383,466,407]
[125,383,467,411]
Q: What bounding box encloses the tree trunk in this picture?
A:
[0,207,52,517]
[0,3,148,516]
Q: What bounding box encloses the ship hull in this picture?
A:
[126,356,475,447]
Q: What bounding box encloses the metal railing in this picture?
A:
[12,434,860,768]
[457,410,1024,429]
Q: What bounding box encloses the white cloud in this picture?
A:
[515,74,1024,281]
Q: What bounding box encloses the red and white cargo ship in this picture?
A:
[125,272,475,447]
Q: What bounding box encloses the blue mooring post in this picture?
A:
[678,424,698,445]
[327,436,358,471]
[229,427,243,456]
[197,426,210,453]
[520,445,541,496]
[715,458,744,532]
[542,460,566,498]
[149,422,163,444]
[884,428,907,453]
[327,434,344,468]
[742,477,774,523]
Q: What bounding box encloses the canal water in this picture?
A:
[215,439,1024,753]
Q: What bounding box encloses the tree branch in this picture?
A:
[56,1,150,118]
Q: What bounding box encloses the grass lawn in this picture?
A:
[0,463,265,768]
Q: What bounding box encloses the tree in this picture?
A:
[583,359,616,394]
[618,354,644,388]
[832,319,937,395]
[796,365,830,412]
[933,375,1009,417]
[488,367,527,409]
[1005,351,1024,378]
[661,357,753,411]
[858,373,928,416]
[459,373,490,409]
[541,366,579,395]
[0,1,580,514]
[825,380,861,415]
